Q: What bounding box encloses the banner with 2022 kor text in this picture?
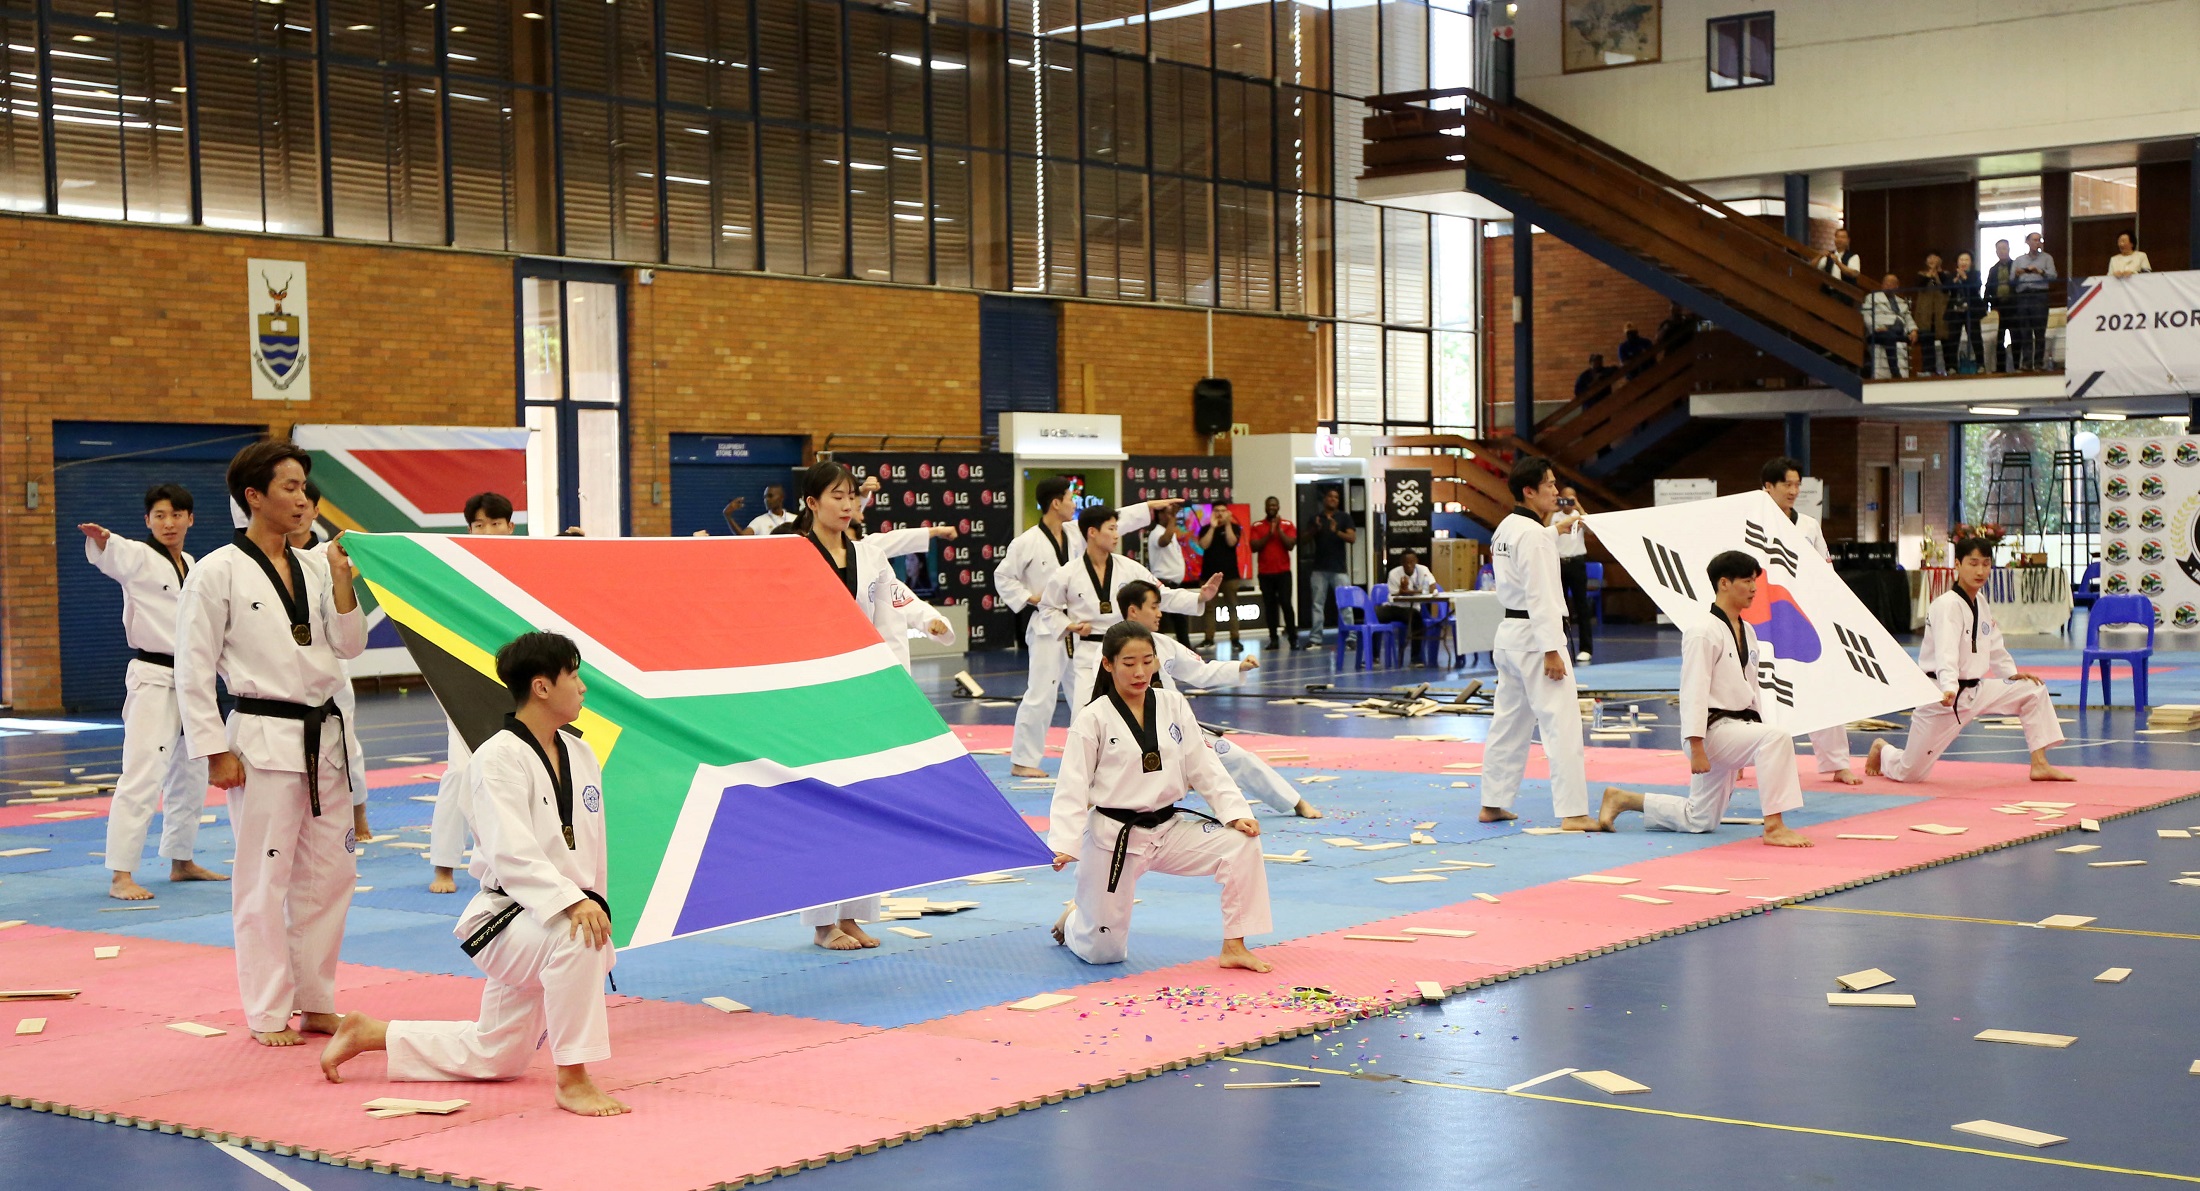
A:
[2097,434,2200,626]
[1584,492,1940,736]
[2064,270,2200,399]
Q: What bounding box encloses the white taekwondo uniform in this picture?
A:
[1480,505,1590,821]
[999,505,1155,769]
[301,539,367,811]
[85,534,209,873]
[1038,548,1205,709]
[387,720,614,1079]
[1789,508,1855,776]
[174,532,365,1034]
[1098,632,1300,817]
[431,723,475,872]
[1048,686,1269,964]
[1877,586,2062,782]
[1643,607,1805,833]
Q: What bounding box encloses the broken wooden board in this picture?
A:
[1837,834,1899,841]
[2159,830,2193,839]
[2055,844,2102,855]
[1401,927,1476,938]
[1570,1070,1650,1095]
[1375,874,1445,885]
[964,873,1026,885]
[1520,827,1566,836]
[0,990,78,1002]
[1357,841,1410,853]
[1951,1120,2066,1148]
[2037,915,2097,929]
[165,1022,226,1038]
[1295,775,1340,784]
[1909,824,1968,836]
[14,1018,46,1035]
[1718,817,1764,826]
[1262,853,1310,864]
[1974,1029,2077,1048]
[1007,993,1076,1012]
[1343,934,1418,943]
[2089,860,2147,868]
[1437,859,1496,869]
[1835,968,1896,992]
[31,809,96,820]
[1224,1082,1320,1090]
[1408,832,1437,845]
[91,946,120,960]
[701,997,751,1014]
[1414,821,1438,830]
[2015,801,2077,810]
[1658,885,1730,896]
[2080,819,2101,832]
[887,926,932,939]
[1322,837,1364,848]
[2094,967,2132,984]
[1568,874,1640,886]
[1619,893,1673,905]
[1414,981,1446,1001]
[1473,892,1501,904]
[1827,993,1915,1007]
[363,1098,469,1115]
[0,922,26,932]
[0,848,51,858]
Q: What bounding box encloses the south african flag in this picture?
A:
[340,532,1051,948]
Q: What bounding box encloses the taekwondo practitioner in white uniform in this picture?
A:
[424,492,522,893]
[174,441,365,1047]
[1048,621,1272,972]
[320,631,630,1118]
[1868,535,2073,784]
[1038,506,1218,720]
[1761,457,1862,785]
[1479,457,1596,831]
[998,481,1175,778]
[1115,579,1323,819]
[1596,551,1813,846]
[79,485,222,901]
[293,485,372,852]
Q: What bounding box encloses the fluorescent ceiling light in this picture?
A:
[2081,411,2127,421]
[1969,406,2021,416]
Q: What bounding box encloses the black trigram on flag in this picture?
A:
[1834,623,1888,683]
[1743,520,1801,574]
[1642,538,1695,600]
[1758,666,1796,707]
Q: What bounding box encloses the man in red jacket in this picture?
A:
[1249,496,1299,651]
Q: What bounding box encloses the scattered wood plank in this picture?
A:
[1619,894,1673,905]
[2037,915,2097,929]
[1357,841,1410,852]
[1408,832,1437,845]
[1374,874,1444,885]
[1835,968,1895,992]
[1438,860,1495,868]
[1974,1029,2077,1048]
[1322,837,1364,848]
[2089,860,2147,868]
[1568,874,1639,886]
[362,1098,468,1115]
[1570,1070,1650,1095]
[1910,824,1968,836]
[165,1022,226,1038]
[1007,993,1076,1012]
[2094,968,2132,984]
[1520,827,1566,836]
[1505,1068,1578,1093]
[0,990,78,1002]
[32,810,96,820]
[1224,1082,1319,1090]
[1342,934,1418,943]
[2055,844,2101,854]
[887,926,932,939]
[2080,819,2101,831]
[1719,817,1764,826]
[1401,927,1476,938]
[1263,853,1310,864]
[14,1018,46,1036]
[1414,981,1446,1001]
[0,848,51,858]
[92,946,120,960]
[1837,834,1898,841]
[1951,1120,2066,1148]
[2158,830,2192,839]
[1827,993,1915,1007]
[1473,892,1501,904]
[0,921,25,932]
[701,997,750,1013]
[1658,885,1729,895]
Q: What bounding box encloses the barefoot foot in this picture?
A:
[1825,766,1863,787]
[1010,765,1049,779]
[1864,739,1886,778]
[251,1028,304,1047]
[298,1011,342,1036]
[1761,826,1814,848]
[2030,763,2075,782]
[1558,815,1599,833]
[1478,806,1517,824]
[1218,940,1272,973]
[429,867,458,895]
[108,874,154,901]
[1052,908,1069,946]
[1294,799,1325,819]
[168,860,229,883]
[1597,786,1636,832]
[838,920,879,948]
[815,926,865,951]
[554,1067,631,1118]
[318,1013,387,1083]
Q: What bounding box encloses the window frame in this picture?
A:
[1705,11,1774,92]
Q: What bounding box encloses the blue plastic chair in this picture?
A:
[2067,562,2101,637]
[1418,596,1456,667]
[1584,561,1606,624]
[2080,593,2153,716]
[1334,586,1404,669]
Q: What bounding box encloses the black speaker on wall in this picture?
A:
[1193,377,1234,437]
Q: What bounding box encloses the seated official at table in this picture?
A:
[1378,551,1442,646]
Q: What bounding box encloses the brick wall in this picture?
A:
[1481,230,1676,426]
[1057,305,1320,454]
[0,215,513,710]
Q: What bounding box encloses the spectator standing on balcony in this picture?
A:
[2011,232,2057,371]
[1816,227,1863,283]
[1912,253,1953,376]
[1655,302,1694,342]
[1616,322,1653,366]
[1249,497,1298,652]
[2109,232,2151,278]
[1861,274,1917,380]
[1985,239,2019,372]
[1573,353,1616,398]
[1947,251,1986,373]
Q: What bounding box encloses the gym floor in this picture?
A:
[3,623,2195,1190]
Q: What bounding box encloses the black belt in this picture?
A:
[232,695,350,816]
[134,649,175,668]
[1502,608,1571,623]
[463,886,611,958]
[1927,674,1983,690]
[1081,634,1105,643]
[1094,805,1219,893]
[1707,708,1761,725]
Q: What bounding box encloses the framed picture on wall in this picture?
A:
[1562,0,1661,73]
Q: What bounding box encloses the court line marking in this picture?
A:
[1783,904,2200,942]
[1227,1057,2200,1182]
[213,1142,317,1191]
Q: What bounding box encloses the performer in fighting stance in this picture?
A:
[79,484,223,900]
[1480,457,1596,832]
[1048,621,1272,972]
[1116,580,1322,819]
[1868,536,2072,783]
[1761,457,1863,785]
[1038,506,1219,716]
[321,631,629,1118]
[174,441,364,1047]
[1597,551,1813,846]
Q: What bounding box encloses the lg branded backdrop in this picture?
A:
[2097,435,2200,626]
[836,452,1019,650]
[1126,456,1240,573]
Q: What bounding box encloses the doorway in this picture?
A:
[518,261,628,537]
[2071,215,2138,283]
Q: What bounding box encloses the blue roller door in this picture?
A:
[54,422,264,712]
[979,296,1057,442]
[668,435,807,537]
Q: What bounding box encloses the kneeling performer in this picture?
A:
[322,632,628,1117]
[1868,537,2071,783]
[1600,551,1813,847]
[1049,622,1272,972]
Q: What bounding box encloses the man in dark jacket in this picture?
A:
[1984,239,2019,373]
[1946,251,1985,373]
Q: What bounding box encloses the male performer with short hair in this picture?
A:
[80,485,223,901]
[1480,458,1595,832]
[1868,537,2073,783]
[1040,507,1220,705]
[1761,457,1864,786]
[175,440,365,1047]
[429,491,521,894]
[997,481,1173,777]
[1597,551,1812,846]
[320,631,628,1117]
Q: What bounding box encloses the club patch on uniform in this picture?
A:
[582,784,602,813]
[1168,723,1183,743]
[343,829,356,855]
[1213,737,1232,755]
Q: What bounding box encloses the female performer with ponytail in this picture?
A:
[1046,621,1272,971]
